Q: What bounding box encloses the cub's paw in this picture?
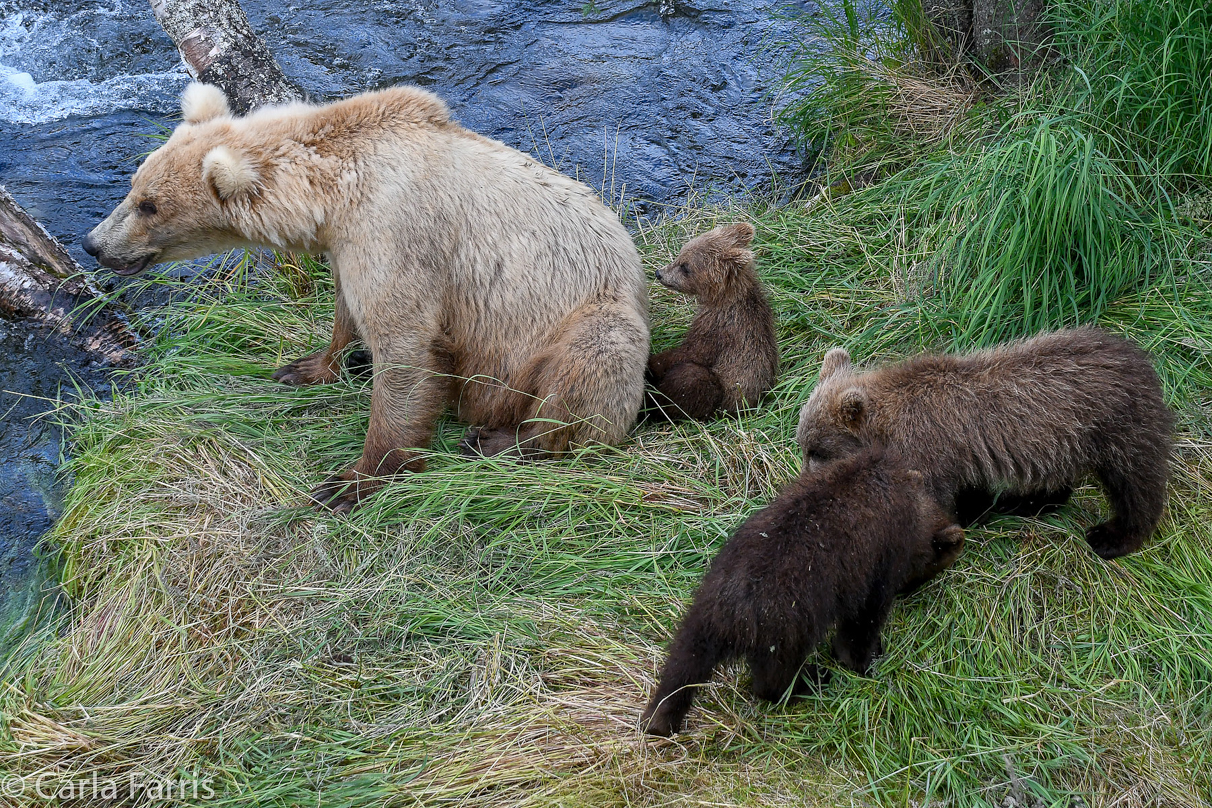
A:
[273,350,340,386]
[310,471,377,514]
[458,427,484,457]
[793,663,833,695]
[639,704,678,737]
[1085,521,1141,560]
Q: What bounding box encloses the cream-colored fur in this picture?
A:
[202,145,260,200]
[181,82,231,124]
[86,82,650,510]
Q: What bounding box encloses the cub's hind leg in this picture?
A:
[647,361,724,421]
[1087,461,1168,559]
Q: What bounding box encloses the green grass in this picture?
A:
[1,0,1210,803]
[0,194,1208,805]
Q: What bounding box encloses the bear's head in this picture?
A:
[655,222,755,301]
[82,83,266,276]
[795,347,873,472]
[899,466,965,591]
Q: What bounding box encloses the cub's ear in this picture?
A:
[182,83,231,124]
[934,524,965,549]
[719,222,755,247]
[820,348,852,380]
[837,386,867,429]
[203,146,259,201]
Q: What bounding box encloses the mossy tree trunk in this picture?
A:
[921,0,1052,73]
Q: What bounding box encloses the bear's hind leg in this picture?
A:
[1087,460,1168,559]
[486,300,647,458]
[642,610,730,737]
[648,361,724,421]
[274,273,359,386]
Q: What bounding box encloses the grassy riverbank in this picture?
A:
[2,0,1211,805]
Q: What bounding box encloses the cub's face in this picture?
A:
[900,468,965,592]
[796,347,871,472]
[82,84,253,276]
[655,222,755,298]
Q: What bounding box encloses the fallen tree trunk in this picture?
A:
[150,0,303,114]
[0,186,134,364]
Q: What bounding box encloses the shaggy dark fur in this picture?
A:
[640,446,963,736]
[646,223,779,420]
[796,327,1175,559]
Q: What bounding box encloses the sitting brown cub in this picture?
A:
[796,327,1175,560]
[646,223,779,420]
[640,446,963,736]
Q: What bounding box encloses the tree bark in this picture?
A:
[0,0,298,360]
[150,0,303,114]
[0,186,133,363]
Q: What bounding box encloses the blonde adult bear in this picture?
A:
[83,83,650,512]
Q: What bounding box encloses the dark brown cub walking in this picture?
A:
[640,446,963,736]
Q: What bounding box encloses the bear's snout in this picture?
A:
[81,233,99,257]
[654,268,663,282]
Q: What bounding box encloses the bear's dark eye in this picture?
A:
[137,200,158,216]
[679,262,690,274]
[807,449,830,463]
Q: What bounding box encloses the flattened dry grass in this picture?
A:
[0,191,1209,807]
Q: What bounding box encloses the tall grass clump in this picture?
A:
[1055,0,1212,184]
[777,0,976,177]
[911,119,1171,343]
[778,0,1210,346]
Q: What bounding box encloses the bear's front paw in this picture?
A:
[793,663,833,695]
[273,350,340,386]
[310,472,376,514]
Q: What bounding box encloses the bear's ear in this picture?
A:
[717,246,752,282]
[203,146,259,201]
[933,524,965,550]
[719,222,755,248]
[182,83,231,124]
[837,387,867,429]
[820,348,852,380]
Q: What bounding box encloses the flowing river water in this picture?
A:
[0,0,815,645]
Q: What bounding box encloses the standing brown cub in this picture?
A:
[640,445,963,736]
[796,327,1175,560]
[646,223,778,420]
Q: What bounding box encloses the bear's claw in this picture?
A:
[273,350,340,386]
[310,474,363,514]
[457,427,484,457]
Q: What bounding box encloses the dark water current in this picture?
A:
[0,0,818,643]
